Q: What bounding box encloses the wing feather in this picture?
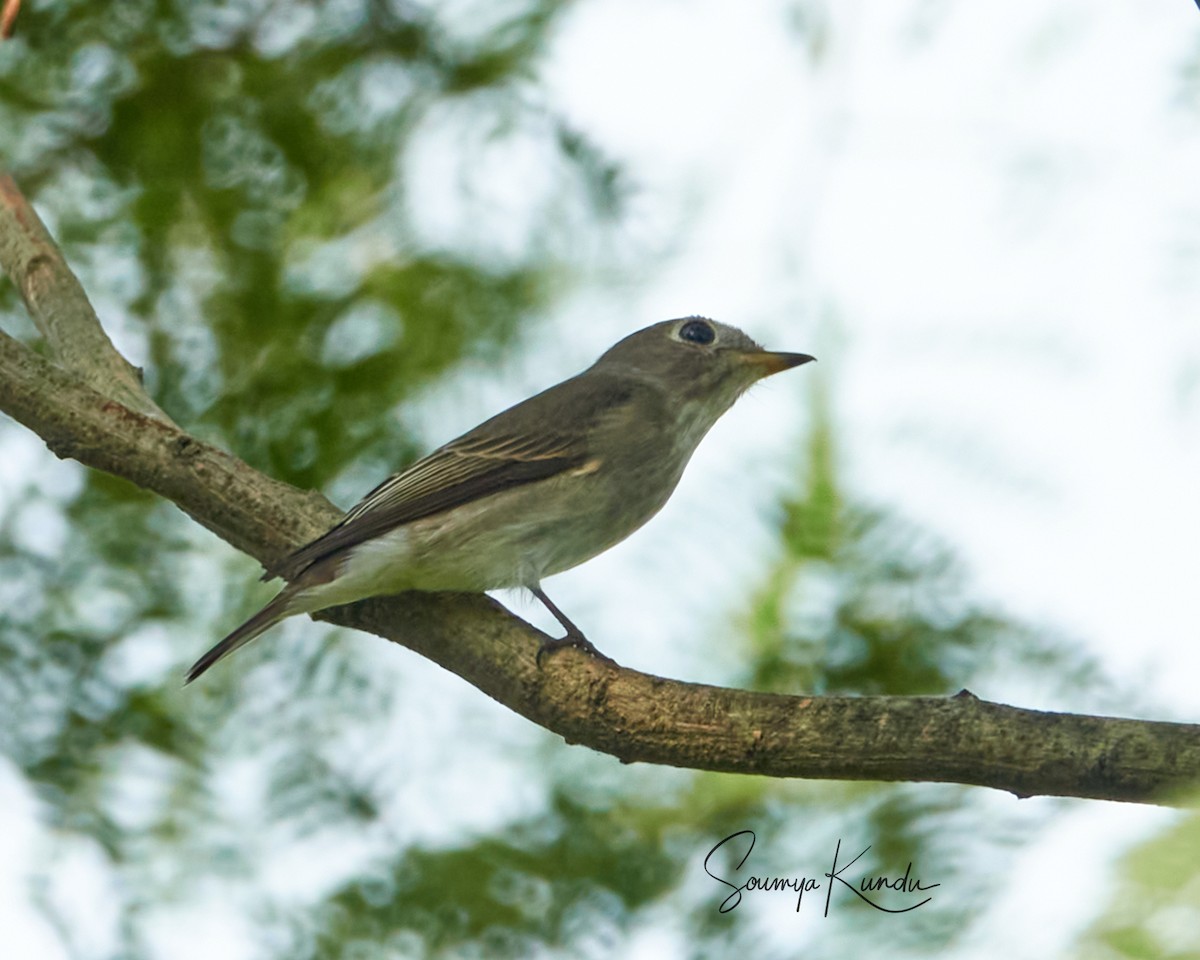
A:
[266,374,638,583]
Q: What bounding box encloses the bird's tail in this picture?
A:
[185,590,298,684]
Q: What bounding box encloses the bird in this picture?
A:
[186,316,814,682]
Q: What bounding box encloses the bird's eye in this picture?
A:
[678,319,715,345]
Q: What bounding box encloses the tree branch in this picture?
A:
[2,175,1199,806]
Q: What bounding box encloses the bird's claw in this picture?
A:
[536,632,617,668]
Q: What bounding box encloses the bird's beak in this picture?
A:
[739,350,816,377]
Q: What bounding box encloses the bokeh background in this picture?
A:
[2,1,1199,958]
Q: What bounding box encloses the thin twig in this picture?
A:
[0,0,20,39]
[0,174,173,422]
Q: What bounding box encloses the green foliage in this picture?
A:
[0,0,595,483]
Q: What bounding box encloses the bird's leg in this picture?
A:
[530,584,615,666]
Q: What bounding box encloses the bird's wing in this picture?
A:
[268,431,589,582]
[267,375,640,582]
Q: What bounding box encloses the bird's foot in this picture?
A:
[528,583,616,667]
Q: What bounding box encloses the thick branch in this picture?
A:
[2,178,1200,806]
